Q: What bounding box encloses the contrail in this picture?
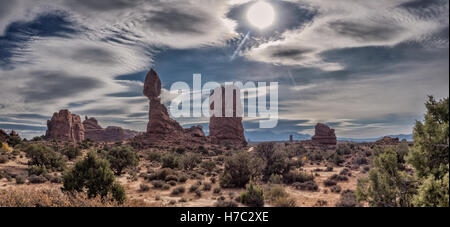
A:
[230,31,251,61]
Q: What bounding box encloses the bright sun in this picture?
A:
[247,0,275,30]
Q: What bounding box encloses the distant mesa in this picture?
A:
[376,136,400,145]
[312,123,337,145]
[83,116,139,142]
[45,109,138,143]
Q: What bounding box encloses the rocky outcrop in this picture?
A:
[144,69,184,138]
[45,110,85,143]
[0,129,8,142]
[136,69,206,144]
[376,136,400,145]
[312,123,337,145]
[209,86,246,146]
[82,117,139,142]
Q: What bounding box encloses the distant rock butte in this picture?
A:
[376,136,400,145]
[312,123,337,145]
[45,110,85,143]
[209,86,246,146]
[83,116,139,142]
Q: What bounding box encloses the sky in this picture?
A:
[0,0,449,141]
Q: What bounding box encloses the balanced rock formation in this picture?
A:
[209,86,246,146]
[138,69,205,144]
[83,117,139,142]
[312,123,337,145]
[45,110,85,143]
[376,136,400,145]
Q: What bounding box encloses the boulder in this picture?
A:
[45,110,85,143]
[312,123,337,145]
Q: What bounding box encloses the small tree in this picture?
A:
[239,181,264,207]
[24,144,65,171]
[356,148,417,207]
[180,153,202,170]
[105,146,139,175]
[255,142,289,181]
[64,145,82,160]
[220,151,261,188]
[62,151,125,203]
[407,96,449,207]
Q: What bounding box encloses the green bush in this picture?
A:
[161,153,180,169]
[201,160,216,172]
[239,181,264,207]
[336,190,360,207]
[64,145,81,160]
[105,146,139,175]
[180,153,202,170]
[282,170,314,184]
[28,165,48,176]
[255,142,289,181]
[171,186,186,196]
[146,150,161,162]
[220,152,260,188]
[24,144,65,171]
[62,151,125,203]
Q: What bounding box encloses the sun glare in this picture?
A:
[247,0,275,30]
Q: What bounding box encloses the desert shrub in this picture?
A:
[64,145,81,160]
[203,182,212,191]
[336,144,351,155]
[174,147,186,154]
[165,174,179,182]
[273,197,296,207]
[352,156,368,166]
[195,190,202,198]
[50,176,62,184]
[265,185,288,202]
[239,181,264,207]
[282,170,314,184]
[168,180,177,186]
[29,175,47,184]
[323,179,337,187]
[331,185,342,193]
[256,142,290,181]
[15,175,26,184]
[171,186,186,196]
[189,184,200,193]
[105,146,139,175]
[178,175,188,183]
[146,150,161,162]
[161,153,180,169]
[180,153,202,170]
[0,155,8,163]
[215,200,238,207]
[201,160,216,172]
[329,174,349,182]
[268,174,282,185]
[197,146,208,155]
[62,151,125,203]
[213,187,221,194]
[293,181,319,191]
[327,152,345,166]
[336,190,360,207]
[24,144,65,171]
[152,180,165,189]
[220,151,261,188]
[7,134,21,147]
[146,168,174,182]
[140,184,150,192]
[28,165,48,176]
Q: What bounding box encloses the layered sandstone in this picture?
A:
[45,110,85,143]
[312,123,337,145]
[209,86,246,146]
